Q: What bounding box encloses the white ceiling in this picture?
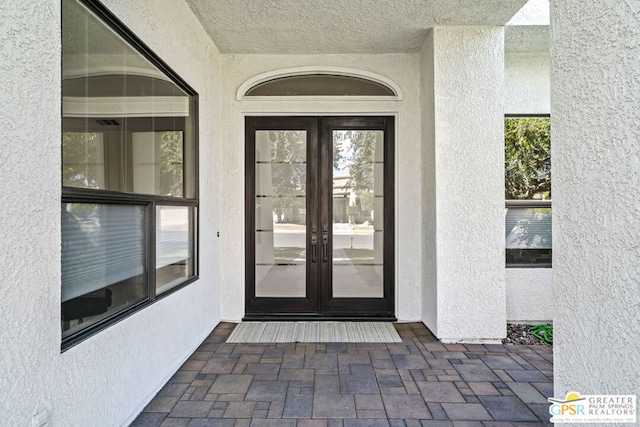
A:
[185,0,530,54]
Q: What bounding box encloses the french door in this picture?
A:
[245,116,394,319]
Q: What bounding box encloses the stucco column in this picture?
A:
[422,27,506,342]
[551,1,640,398]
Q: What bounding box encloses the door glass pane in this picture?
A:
[332,130,384,298]
[255,130,307,297]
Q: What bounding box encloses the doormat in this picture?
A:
[226,322,402,343]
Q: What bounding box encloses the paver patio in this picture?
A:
[132,322,553,426]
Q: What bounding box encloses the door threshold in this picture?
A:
[242,314,397,322]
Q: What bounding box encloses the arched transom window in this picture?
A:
[238,67,402,100]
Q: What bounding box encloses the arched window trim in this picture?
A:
[237,66,403,101]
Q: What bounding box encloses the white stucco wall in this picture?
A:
[420,31,438,336]
[421,27,507,342]
[506,269,553,322]
[0,1,222,426]
[0,1,62,425]
[551,0,640,400]
[505,52,550,114]
[218,54,423,322]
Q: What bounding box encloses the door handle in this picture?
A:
[322,225,329,262]
[322,235,328,262]
[311,235,318,263]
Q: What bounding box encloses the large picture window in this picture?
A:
[61,0,198,348]
[504,116,551,267]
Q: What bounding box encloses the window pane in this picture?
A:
[61,0,196,197]
[506,249,552,266]
[156,205,195,294]
[505,206,552,266]
[245,74,396,97]
[504,117,551,200]
[505,115,551,267]
[132,131,185,197]
[62,132,105,188]
[505,207,552,249]
[61,203,148,338]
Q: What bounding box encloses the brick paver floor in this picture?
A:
[132,322,553,427]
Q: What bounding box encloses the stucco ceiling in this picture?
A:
[185,0,530,54]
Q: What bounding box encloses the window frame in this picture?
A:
[504,114,551,269]
[61,0,199,350]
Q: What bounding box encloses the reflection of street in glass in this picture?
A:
[337,248,374,263]
[272,247,375,264]
[273,247,306,264]
[272,223,374,233]
[258,221,382,298]
[272,223,376,253]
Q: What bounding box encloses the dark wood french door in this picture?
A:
[245,116,394,319]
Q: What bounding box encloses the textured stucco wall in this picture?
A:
[0,1,222,426]
[420,31,438,336]
[0,0,62,424]
[219,54,423,322]
[423,30,551,333]
[506,269,553,322]
[430,27,507,342]
[505,52,550,114]
[551,0,640,401]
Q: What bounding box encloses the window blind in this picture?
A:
[505,207,552,249]
[61,204,147,302]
